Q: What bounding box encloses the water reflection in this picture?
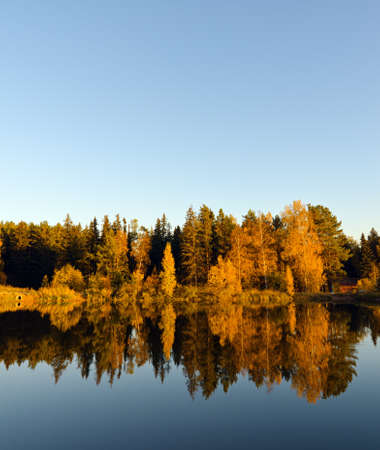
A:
[1,300,379,403]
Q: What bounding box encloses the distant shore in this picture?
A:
[296,292,380,305]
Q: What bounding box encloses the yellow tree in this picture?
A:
[160,242,177,297]
[281,201,324,293]
[131,227,151,276]
[228,225,252,287]
[208,255,242,295]
[51,264,85,292]
[246,212,278,289]
[96,227,129,292]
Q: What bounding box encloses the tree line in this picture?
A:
[0,200,379,293]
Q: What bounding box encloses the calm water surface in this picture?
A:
[1,302,380,450]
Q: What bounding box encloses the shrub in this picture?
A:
[51,265,85,292]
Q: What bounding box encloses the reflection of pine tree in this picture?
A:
[145,318,168,382]
[323,308,358,398]
[181,314,201,398]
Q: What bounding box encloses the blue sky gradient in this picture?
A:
[1,1,379,238]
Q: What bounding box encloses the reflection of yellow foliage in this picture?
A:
[0,285,86,331]
[244,289,290,307]
[159,303,176,359]
[285,266,294,296]
[0,286,361,403]
[0,286,34,313]
[288,304,331,403]
[288,302,296,334]
[208,304,242,345]
[34,286,86,331]
[86,273,112,301]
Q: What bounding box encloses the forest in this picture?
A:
[0,200,379,298]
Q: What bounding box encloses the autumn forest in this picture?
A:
[0,200,379,298]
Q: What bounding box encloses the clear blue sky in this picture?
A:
[1,1,379,239]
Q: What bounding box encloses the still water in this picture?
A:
[0,301,380,449]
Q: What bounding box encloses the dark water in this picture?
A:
[1,301,380,450]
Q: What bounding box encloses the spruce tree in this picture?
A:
[214,209,235,261]
[343,237,361,278]
[308,204,351,281]
[171,226,183,281]
[85,218,100,274]
[149,214,171,273]
[197,205,215,283]
[367,228,380,262]
[181,207,200,286]
[360,233,374,278]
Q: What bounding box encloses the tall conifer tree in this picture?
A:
[181,207,200,286]
[197,205,215,283]
[360,234,374,278]
[308,205,350,281]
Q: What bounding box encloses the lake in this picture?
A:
[0,301,380,449]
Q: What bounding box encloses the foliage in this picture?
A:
[130,227,151,275]
[51,264,85,292]
[149,214,171,273]
[357,265,379,292]
[97,225,129,292]
[160,243,177,297]
[181,207,200,286]
[159,303,176,359]
[208,256,242,295]
[308,205,351,280]
[228,226,251,287]
[285,266,295,296]
[245,212,278,288]
[1,286,378,403]
[0,202,378,298]
[281,201,325,293]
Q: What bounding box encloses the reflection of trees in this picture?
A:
[288,304,331,403]
[180,312,220,398]
[0,300,376,402]
[323,306,359,398]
